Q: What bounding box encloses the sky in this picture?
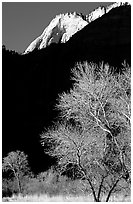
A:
[2,2,113,53]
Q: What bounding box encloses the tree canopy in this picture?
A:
[41,61,131,201]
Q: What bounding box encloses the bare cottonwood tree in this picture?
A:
[41,62,131,201]
[2,150,31,194]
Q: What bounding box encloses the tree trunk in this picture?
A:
[97,176,105,202]
[15,173,22,194]
[105,178,120,202]
[11,167,22,194]
[77,151,98,201]
[17,177,22,194]
[87,178,98,202]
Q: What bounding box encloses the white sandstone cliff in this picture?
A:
[24,2,128,54]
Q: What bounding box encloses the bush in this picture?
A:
[2,178,18,197]
[22,168,91,197]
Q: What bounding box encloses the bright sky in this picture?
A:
[2,2,113,53]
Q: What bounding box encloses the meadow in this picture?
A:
[3,193,130,202]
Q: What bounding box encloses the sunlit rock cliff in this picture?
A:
[24,2,128,54]
[24,12,88,54]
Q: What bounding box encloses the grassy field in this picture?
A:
[2,194,131,202]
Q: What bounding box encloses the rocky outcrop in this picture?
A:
[24,12,88,54]
[24,2,129,54]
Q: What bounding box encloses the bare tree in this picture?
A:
[2,150,31,194]
[41,62,131,202]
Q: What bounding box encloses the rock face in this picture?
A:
[24,2,128,54]
[24,12,88,54]
[86,2,125,22]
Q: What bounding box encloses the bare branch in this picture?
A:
[106,176,122,202]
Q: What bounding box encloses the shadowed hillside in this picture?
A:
[2,5,131,173]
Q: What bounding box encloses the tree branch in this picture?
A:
[105,177,121,202]
[76,149,98,201]
[97,98,110,128]
[89,110,111,134]
[119,96,130,116]
[97,175,106,201]
[119,111,131,124]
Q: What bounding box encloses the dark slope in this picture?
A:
[2,5,131,173]
[64,4,131,66]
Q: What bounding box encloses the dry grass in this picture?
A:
[2,194,94,202]
[2,194,131,202]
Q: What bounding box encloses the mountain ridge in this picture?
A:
[24,2,128,54]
